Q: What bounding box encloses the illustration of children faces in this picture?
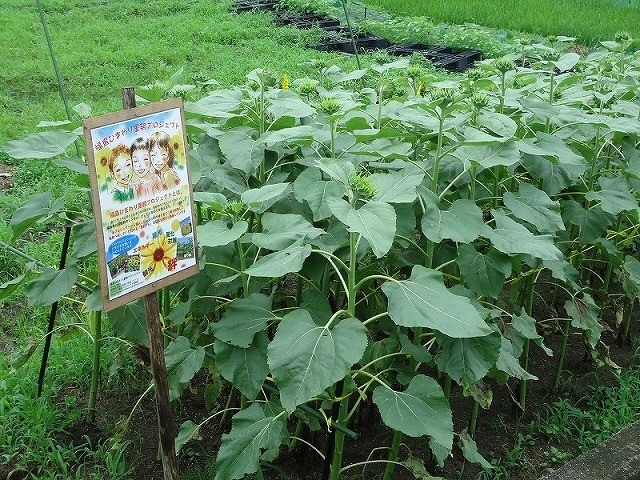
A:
[132,146,151,178]
[111,152,132,186]
[150,143,168,172]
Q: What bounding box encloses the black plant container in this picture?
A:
[232,0,280,13]
[314,34,391,54]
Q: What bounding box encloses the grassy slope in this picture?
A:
[362,0,640,44]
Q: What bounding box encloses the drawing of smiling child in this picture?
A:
[109,144,134,203]
[131,137,162,199]
[149,131,180,190]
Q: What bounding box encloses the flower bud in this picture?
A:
[320,97,341,116]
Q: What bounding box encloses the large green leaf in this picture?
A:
[267,309,368,412]
[372,374,453,465]
[382,266,493,338]
[456,245,511,298]
[503,183,564,233]
[214,332,269,401]
[244,213,324,250]
[510,309,552,356]
[458,430,492,469]
[0,273,28,302]
[565,294,602,347]
[585,176,638,215]
[219,131,258,173]
[421,199,486,243]
[210,293,275,348]
[215,402,286,480]
[478,112,518,138]
[244,242,312,277]
[26,264,79,307]
[562,200,614,243]
[485,210,562,260]
[176,420,201,454]
[522,154,586,196]
[241,183,291,213]
[452,143,520,170]
[622,255,640,298]
[370,166,424,203]
[11,192,65,240]
[3,130,79,159]
[198,220,248,248]
[267,89,316,119]
[327,198,396,258]
[494,336,537,381]
[293,167,343,221]
[70,221,97,259]
[165,336,205,401]
[316,157,355,185]
[435,333,501,387]
[108,301,149,346]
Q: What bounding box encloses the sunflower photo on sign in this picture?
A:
[83,98,199,312]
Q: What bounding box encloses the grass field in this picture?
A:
[362,0,640,44]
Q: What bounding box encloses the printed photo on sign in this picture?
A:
[85,101,198,307]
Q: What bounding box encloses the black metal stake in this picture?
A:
[37,224,72,397]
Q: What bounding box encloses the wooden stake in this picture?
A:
[122,86,178,480]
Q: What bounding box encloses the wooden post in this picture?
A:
[122,86,179,480]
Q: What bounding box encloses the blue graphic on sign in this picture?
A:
[107,234,139,261]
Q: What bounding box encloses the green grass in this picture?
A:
[362,0,640,44]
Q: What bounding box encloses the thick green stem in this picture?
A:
[289,418,304,450]
[328,233,358,480]
[426,111,446,268]
[432,111,445,193]
[518,274,535,411]
[553,318,571,392]
[348,233,357,316]
[443,375,452,399]
[469,166,476,202]
[492,166,501,209]
[382,430,403,480]
[87,311,102,423]
[519,339,530,410]
[620,298,635,346]
[469,400,480,436]
[236,239,249,298]
[499,72,506,114]
[330,119,336,159]
[329,393,349,480]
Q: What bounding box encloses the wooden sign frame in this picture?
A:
[83,97,198,312]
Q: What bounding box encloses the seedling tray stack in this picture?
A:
[229,0,483,72]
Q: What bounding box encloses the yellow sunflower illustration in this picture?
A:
[140,234,177,279]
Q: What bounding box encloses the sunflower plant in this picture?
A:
[4,42,640,479]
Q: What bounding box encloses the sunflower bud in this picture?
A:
[494,58,516,74]
[431,87,458,107]
[300,79,316,96]
[348,173,376,200]
[320,97,341,116]
[407,64,423,79]
[224,200,245,216]
[471,92,489,110]
[614,31,632,43]
[467,68,485,81]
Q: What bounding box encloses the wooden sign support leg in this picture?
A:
[121,87,178,480]
[144,292,179,480]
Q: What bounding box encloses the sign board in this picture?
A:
[84,98,198,312]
